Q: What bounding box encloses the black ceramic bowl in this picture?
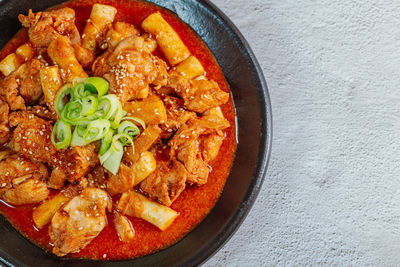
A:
[0,0,272,266]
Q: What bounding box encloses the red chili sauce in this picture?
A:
[0,0,236,260]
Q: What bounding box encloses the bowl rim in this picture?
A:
[184,1,273,265]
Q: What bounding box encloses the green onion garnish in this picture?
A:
[51,77,144,174]
[51,119,72,150]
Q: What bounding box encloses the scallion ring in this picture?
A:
[99,128,115,156]
[118,121,140,143]
[121,116,146,129]
[70,125,87,147]
[84,77,109,97]
[51,119,72,149]
[83,119,111,143]
[55,84,73,116]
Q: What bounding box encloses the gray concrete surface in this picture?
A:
[205,0,400,266]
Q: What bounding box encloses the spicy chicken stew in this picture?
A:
[0,0,236,260]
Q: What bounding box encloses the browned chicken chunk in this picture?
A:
[18,59,44,104]
[169,113,230,185]
[199,133,224,163]
[0,59,44,110]
[0,155,49,205]
[93,36,168,103]
[10,111,98,188]
[160,96,196,138]
[9,111,56,162]
[140,160,186,206]
[114,212,135,242]
[106,163,136,195]
[49,144,99,188]
[103,22,140,49]
[18,8,80,47]
[49,188,111,256]
[0,73,25,110]
[0,99,10,144]
[169,122,209,185]
[167,73,229,113]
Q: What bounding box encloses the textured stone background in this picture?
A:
[205,0,400,266]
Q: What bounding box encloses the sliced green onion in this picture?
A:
[52,76,140,174]
[118,121,140,143]
[100,134,133,174]
[84,77,109,97]
[51,120,72,149]
[97,95,120,119]
[70,125,87,147]
[73,82,89,99]
[110,104,124,129]
[99,128,114,156]
[55,84,73,116]
[121,116,146,129]
[81,96,98,116]
[61,100,81,122]
[73,78,109,99]
[96,94,123,128]
[83,119,110,143]
[100,141,124,174]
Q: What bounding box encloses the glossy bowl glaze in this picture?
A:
[0,0,272,266]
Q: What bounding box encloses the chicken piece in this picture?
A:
[185,79,229,113]
[0,149,13,161]
[30,105,58,121]
[169,119,212,185]
[0,99,10,144]
[160,96,196,138]
[170,135,209,185]
[17,59,44,104]
[10,111,97,187]
[73,44,95,69]
[200,133,224,162]
[49,188,111,256]
[168,111,230,185]
[0,73,25,110]
[86,166,107,189]
[49,144,99,188]
[93,36,168,103]
[114,212,135,242]
[106,164,135,195]
[191,111,230,135]
[0,59,44,110]
[2,179,50,206]
[142,33,158,54]
[9,111,56,163]
[140,160,186,206]
[18,8,80,48]
[0,155,49,205]
[103,22,140,49]
[166,73,229,113]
